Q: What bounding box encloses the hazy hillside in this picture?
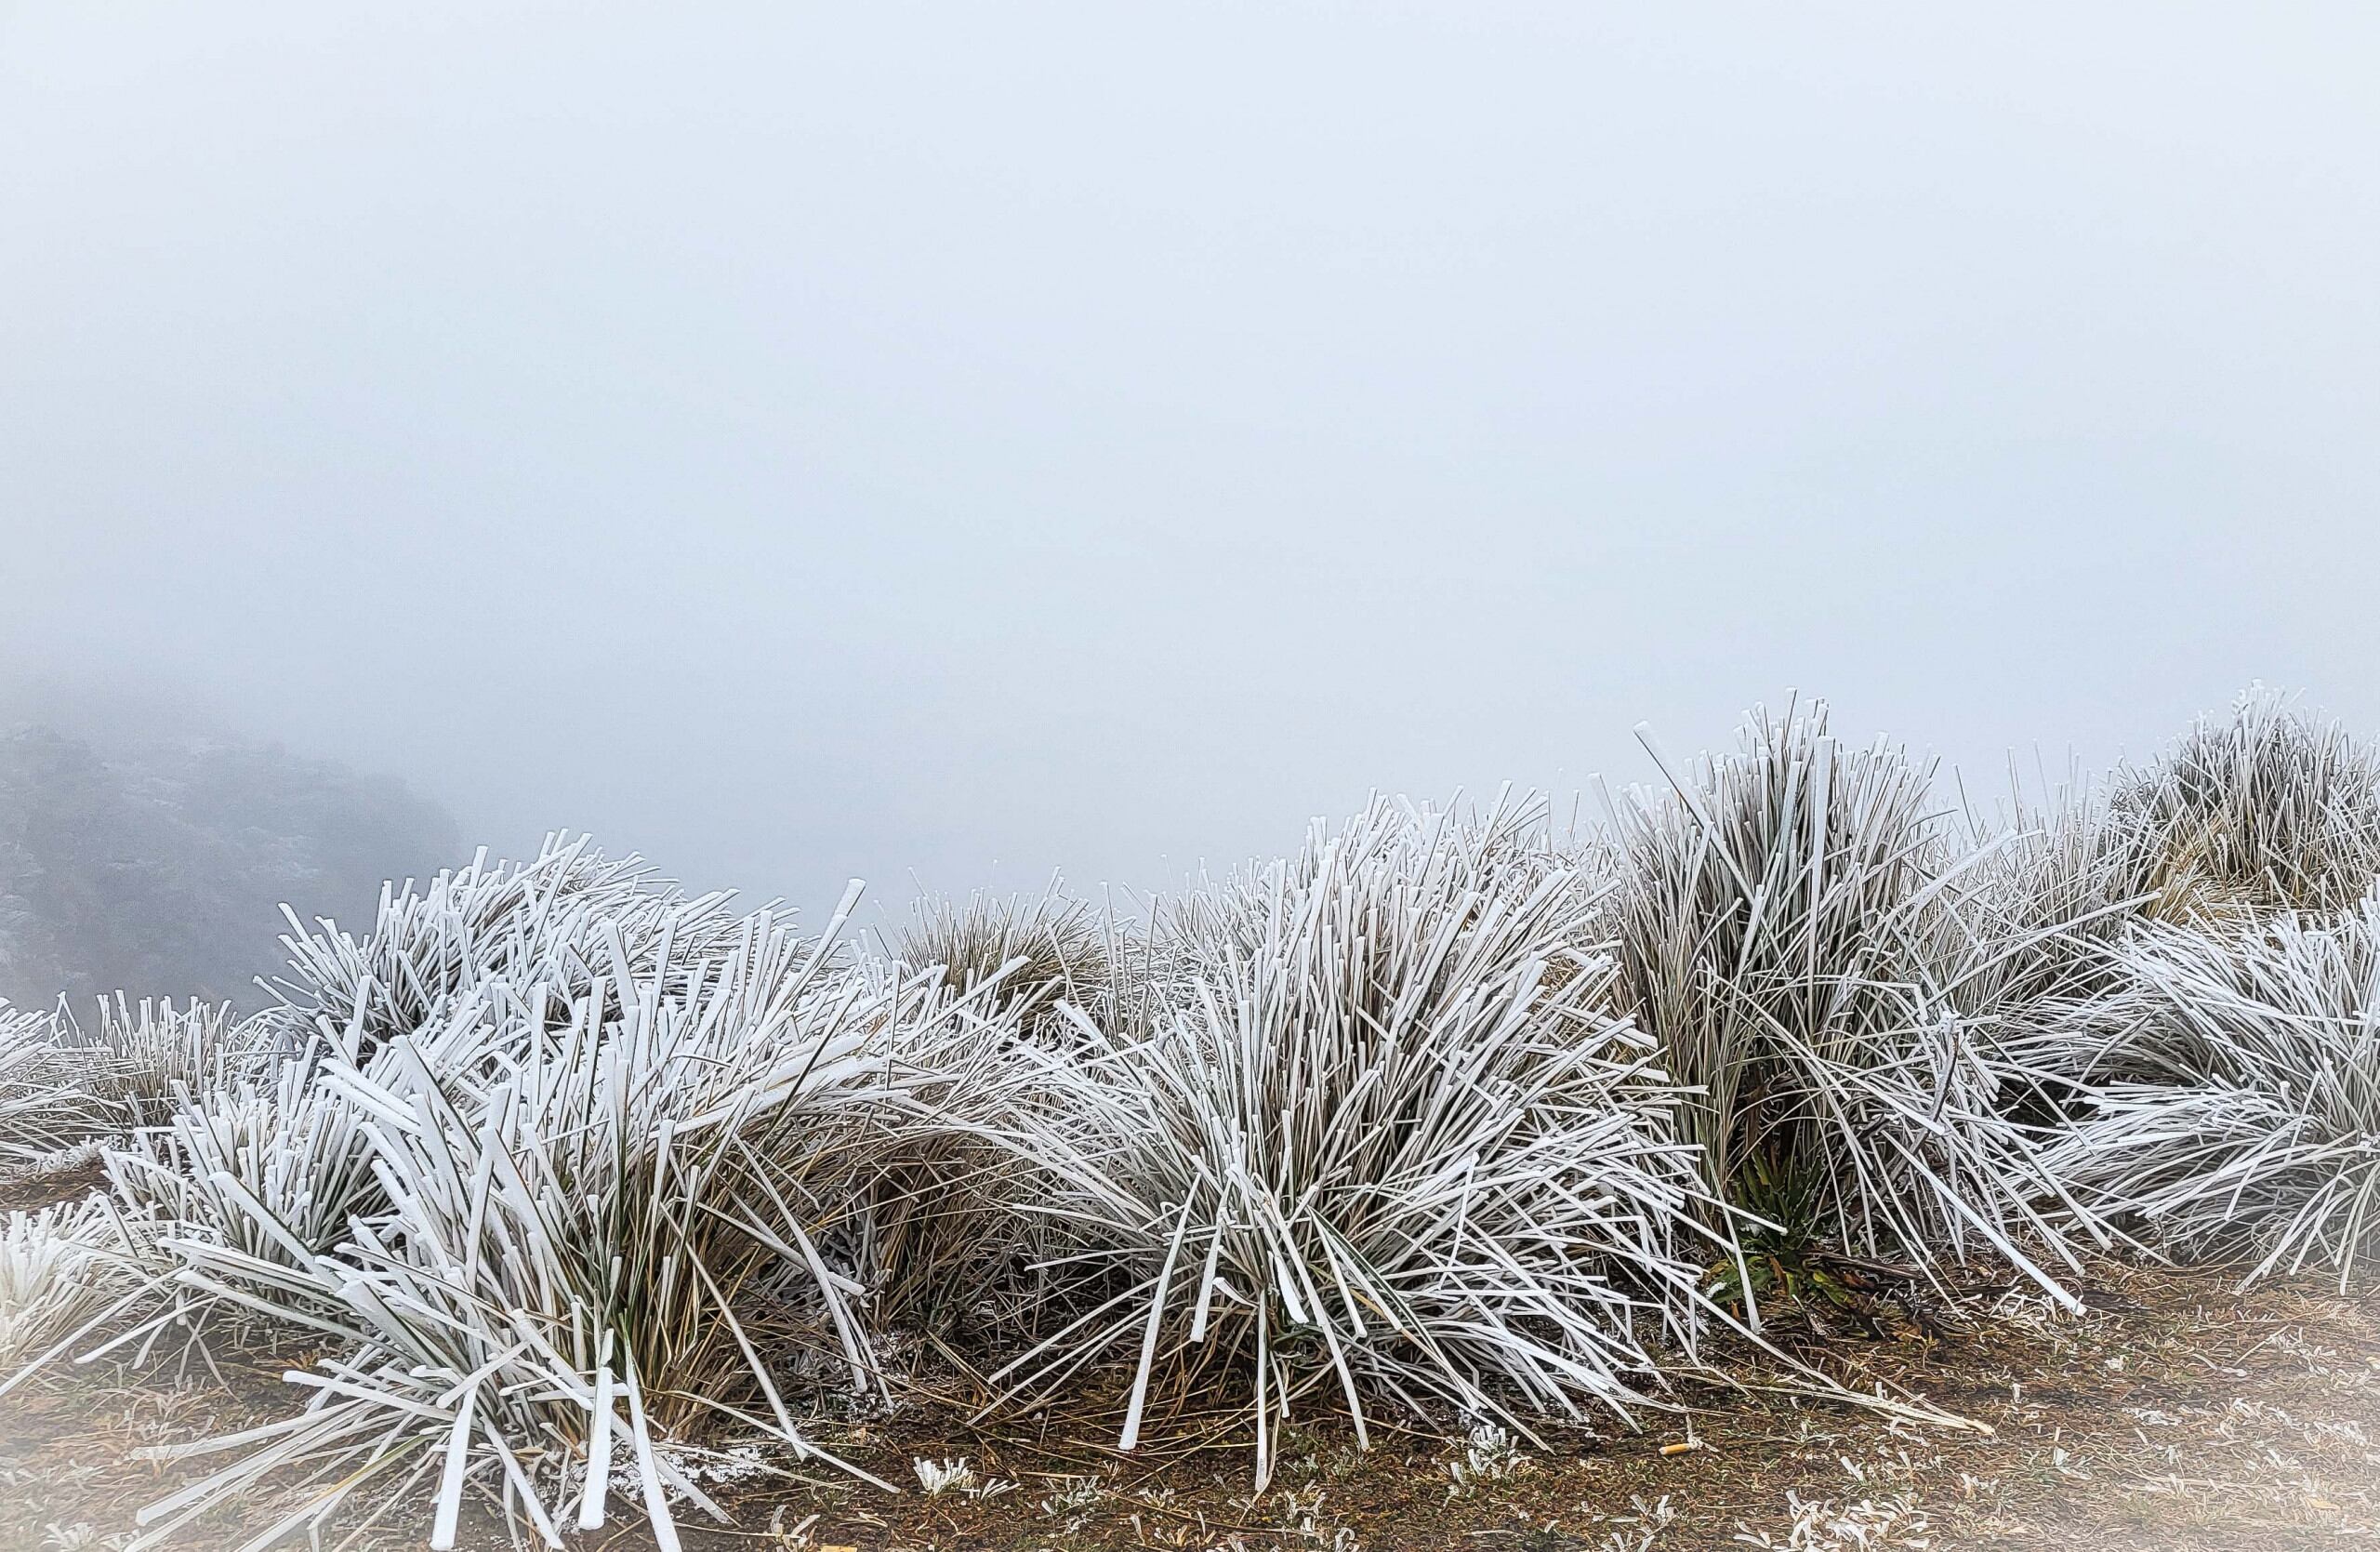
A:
[0,725,458,1011]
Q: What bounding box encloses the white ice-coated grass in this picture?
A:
[979,794,1732,1489]
[0,1200,130,1368]
[110,879,1021,1552]
[103,1046,390,1324]
[892,882,1116,1041]
[0,997,259,1169]
[86,996,268,1124]
[1605,700,2098,1304]
[258,833,772,1055]
[911,1456,977,1496]
[15,692,2380,1546]
[2105,686,2380,920]
[0,1002,106,1164]
[2052,896,2380,1289]
[1950,774,2149,1031]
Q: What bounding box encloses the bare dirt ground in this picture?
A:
[5,1231,2374,1552]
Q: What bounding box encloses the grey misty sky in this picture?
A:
[4,3,2377,924]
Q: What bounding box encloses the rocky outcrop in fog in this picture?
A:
[0,725,457,1010]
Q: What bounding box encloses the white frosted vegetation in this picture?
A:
[111,879,1006,1549]
[3,695,2379,1547]
[0,997,257,1171]
[0,1200,131,1368]
[974,797,1726,1488]
[892,882,1117,1041]
[2103,685,2380,919]
[1604,702,2100,1305]
[256,834,765,1055]
[2051,897,2380,1288]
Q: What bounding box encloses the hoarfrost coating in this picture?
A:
[7,692,2380,1545]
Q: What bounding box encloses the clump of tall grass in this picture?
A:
[1950,776,2144,1024]
[2104,687,2380,921]
[980,795,1726,1488]
[258,834,768,1055]
[0,1200,133,1367]
[0,998,258,1169]
[0,1002,108,1165]
[103,1045,390,1324]
[108,880,1014,1550]
[87,996,269,1124]
[1603,701,2093,1307]
[2050,895,2380,1289]
[2016,692,2380,1292]
[893,883,1116,1041]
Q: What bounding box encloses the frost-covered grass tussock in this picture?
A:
[0,1200,131,1368]
[892,883,1117,1042]
[974,796,1727,1487]
[3,688,2379,1546]
[2051,897,2380,1289]
[1,997,257,1171]
[2104,685,2380,920]
[1603,701,2098,1306]
[109,892,1002,1549]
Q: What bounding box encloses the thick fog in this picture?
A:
[6,4,2378,945]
